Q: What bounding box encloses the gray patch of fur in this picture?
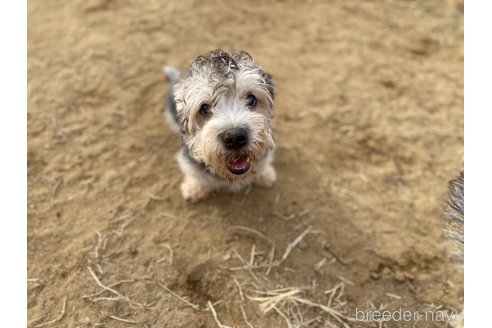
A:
[444,171,464,257]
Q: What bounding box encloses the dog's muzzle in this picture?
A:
[220,128,251,175]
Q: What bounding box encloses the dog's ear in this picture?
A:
[179,116,190,135]
[172,81,192,136]
[261,71,275,101]
[176,105,194,136]
[173,99,190,135]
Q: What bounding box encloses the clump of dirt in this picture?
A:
[28,0,463,327]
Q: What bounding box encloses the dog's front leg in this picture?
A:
[180,174,211,203]
[254,163,277,188]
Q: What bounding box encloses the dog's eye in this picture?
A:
[199,103,211,116]
[246,94,257,108]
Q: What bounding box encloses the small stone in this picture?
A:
[370,272,381,280]
[394,271,406,282]
[298,240,308,249]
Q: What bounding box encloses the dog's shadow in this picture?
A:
[184,147,296,229]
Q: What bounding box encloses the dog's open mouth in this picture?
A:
[227,155,251,175]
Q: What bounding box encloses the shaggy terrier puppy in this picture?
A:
[164,50,276,202]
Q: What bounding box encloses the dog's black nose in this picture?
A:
[220,128,249,150]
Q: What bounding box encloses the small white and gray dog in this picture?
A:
[164,50,276,202]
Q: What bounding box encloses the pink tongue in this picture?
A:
[229,156,249,170]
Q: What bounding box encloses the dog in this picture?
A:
[443,171,464,328]
[164,50,276,202]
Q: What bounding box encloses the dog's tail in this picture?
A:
[443,171,464,258]
[163,65,181,84]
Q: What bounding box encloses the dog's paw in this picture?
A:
[254,165,277,188]
[181,179,209,203]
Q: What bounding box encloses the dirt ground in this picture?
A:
[27,0,464,327]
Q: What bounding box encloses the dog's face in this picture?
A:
[173,50,275,181]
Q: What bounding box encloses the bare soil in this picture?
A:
[28,0,463,327]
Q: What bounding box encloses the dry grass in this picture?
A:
[83,278,135,300]
[228,226,316,274]
[83,213,155,317]
[32,296,67,327]
[224,224,376,327]
[240,302,255,328]
[157,282,200,310]
[247,286,376,328]
[208,301,233,328]
[156,243,174,265]
[86,266,149,308]
[77,206,411,328]
[109,315,140,324]
[75,208,443,328]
